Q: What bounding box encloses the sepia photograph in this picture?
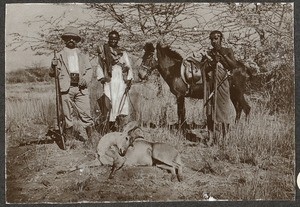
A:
[5,2,295,203]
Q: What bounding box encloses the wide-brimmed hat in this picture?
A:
[61,26,81,42]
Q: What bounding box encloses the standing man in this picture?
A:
[50,26,95,148]
[96,30,134,132]
[204,30,237,146]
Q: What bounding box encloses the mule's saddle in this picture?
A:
[181,58,204,87]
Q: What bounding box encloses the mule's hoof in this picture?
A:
[206,138,215,147]
[171,174,177,182]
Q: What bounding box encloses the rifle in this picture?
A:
[48,50,66,150]
[98,44,112,79]
[97,45,112,134]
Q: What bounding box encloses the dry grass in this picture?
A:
[5,77,295,200]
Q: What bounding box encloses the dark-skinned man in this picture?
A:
[96,30,134,132]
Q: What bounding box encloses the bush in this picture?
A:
[249,62,294,114]
[266,64,294,113]
[6,67,52,83]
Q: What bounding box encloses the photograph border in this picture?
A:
[1,0,299,206]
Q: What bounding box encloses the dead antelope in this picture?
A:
[125,139,183,182]
[97,122,143,178]
[77,121,142,178]
[77,121,183,181]
[96,131,132,166]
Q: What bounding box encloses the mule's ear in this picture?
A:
[144,42,155,52]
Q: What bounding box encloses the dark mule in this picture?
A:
[139,42,251,130]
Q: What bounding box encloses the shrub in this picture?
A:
[249,62,294,114]
[6,67,52,84]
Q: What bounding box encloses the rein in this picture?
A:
[141,64,153,77]
[140,50,158,79]
[141,63,158,81]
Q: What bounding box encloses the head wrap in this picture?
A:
[108,30,120,40]
[209,30,223,40]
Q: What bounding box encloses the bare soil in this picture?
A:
[6,124,294,203]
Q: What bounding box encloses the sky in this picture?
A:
[5,3,91,72]
[5,2,281,72]
[5,3,219,72]
[5,3,217,72]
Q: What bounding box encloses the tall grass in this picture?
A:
[6,96,55,124]
[223,106,294,164]
[5,80,294,157]
[6,83,56,147]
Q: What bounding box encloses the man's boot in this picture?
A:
[85,125,99,150]
[207,130,215,147]
[86,125,95,139]
[64,126,74,149]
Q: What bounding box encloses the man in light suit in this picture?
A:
[50,26,94,148]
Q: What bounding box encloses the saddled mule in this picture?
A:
[139,42,251,130]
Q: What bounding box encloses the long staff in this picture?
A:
[117,82,131,115]
[212,64,218,142]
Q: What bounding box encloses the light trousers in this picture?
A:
[61,86,94,129]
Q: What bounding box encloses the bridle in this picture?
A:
[140,52,158,80]
[140,64,154,79]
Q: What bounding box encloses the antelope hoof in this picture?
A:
[108,167,116,179]
[108,173,115,179]
[177,175,183,182]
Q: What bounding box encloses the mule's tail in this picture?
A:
[245,66,253,80]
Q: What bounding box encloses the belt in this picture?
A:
[112,62,124,68]
[70,73,79,86]
[70,73,79,76]
[70,83,78,87]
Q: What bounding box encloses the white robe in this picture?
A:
[96,51,133,121]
